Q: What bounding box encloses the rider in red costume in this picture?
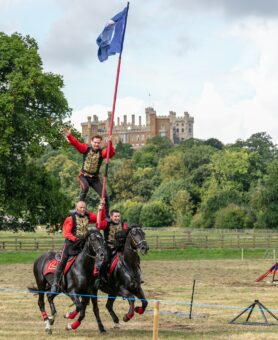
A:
[63,128,115,215]
[51,199,106,293]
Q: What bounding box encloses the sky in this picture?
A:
[1,0,278,144]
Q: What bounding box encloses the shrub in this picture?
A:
[214,204,253,229]
[190,212,204,228]
[126,202,143,225]
[140,201,173,228]
[177,213,192,228]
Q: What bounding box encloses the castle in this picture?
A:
[81,107,194,147]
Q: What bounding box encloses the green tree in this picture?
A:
[214,204,254,229]
[110,159,136,200]
[158,153,187,181]
[132,136,173,167]
[171,190,193,227]
[255,160,278,228]
[0,33,71,228]
[140,201,173,228]
[115,140,134,159]
[151,179,188,205]
[245,132,277,160]
[206,149,251,192]
[133,167,160,201]
[200,189,244,228]
[204,138,224,150]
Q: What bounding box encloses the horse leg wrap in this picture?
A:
[124,311,134,321]
[71,320,81,330]
[65,311,78,319]
[41,311,48,321]
[135,306,145,315]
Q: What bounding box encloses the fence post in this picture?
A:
[241,248,244,261]
[205,236,208,248]
[153,301,160,340]
[156,236,159,249]
[15,237,18,251]
[187,231,191,244]
[253,234,256,248]
[221,234,224,248]
[189,279,196,319]
[274,248,276,262]
[173,235,176,248]
[34,238,39,250]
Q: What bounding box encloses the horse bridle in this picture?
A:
[129,227,147,250]
[86,232,104,259]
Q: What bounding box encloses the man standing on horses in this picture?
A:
[96,210,143,287]
[63,128,115,215]
[51,200,106,293]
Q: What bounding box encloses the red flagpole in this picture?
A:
[98,3,130,223]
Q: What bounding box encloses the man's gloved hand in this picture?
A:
[73,237,85,251]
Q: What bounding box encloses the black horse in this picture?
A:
[96,226,149,327]
[29,229,106,334]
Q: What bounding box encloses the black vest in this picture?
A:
[81,146,103,176]
[71,212,90,237]
[104,221,128,245]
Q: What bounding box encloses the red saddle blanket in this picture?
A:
[44,257,76,276]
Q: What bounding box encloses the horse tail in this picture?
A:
[27,285,39,296]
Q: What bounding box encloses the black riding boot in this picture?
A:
[51,268,63,294]
[51,253,68,294]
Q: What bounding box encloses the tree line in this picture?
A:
[1,33,278,231]
[43,132,277,230]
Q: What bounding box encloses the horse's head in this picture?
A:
[86,229,106,267]
[128,225,149,255]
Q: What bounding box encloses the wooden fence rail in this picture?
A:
[1,232,278,251]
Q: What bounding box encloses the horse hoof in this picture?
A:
[100,328,107,333]
[123,315,131,322]
[49,316,55,325]
[114,323,120,329]
[65,323,72,331]
[45,328,52,335]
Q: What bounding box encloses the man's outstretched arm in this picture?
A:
[63,128,88,154]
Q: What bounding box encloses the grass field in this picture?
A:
[0,247,269,264]
[1,255,278,339]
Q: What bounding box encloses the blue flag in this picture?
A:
[96,7,128,62]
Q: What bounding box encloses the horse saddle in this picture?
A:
[44,254,76,276]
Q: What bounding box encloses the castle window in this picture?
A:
[189,127,192,133]
[84,135,88,143]
[182,128,184,133]
[182,123,184,126]
[177,128,179,133]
